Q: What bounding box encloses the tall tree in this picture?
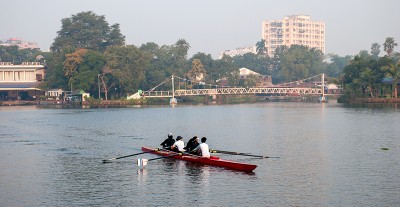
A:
[370,43,381,57]
[104,45,151,95]
[276,45,324,82]
[381,60,400,98]
[51,11,125,53]
[256,39,266,55]
[186,59,207,81]
[383,37,398,57]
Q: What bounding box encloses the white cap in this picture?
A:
[168,132,173,136]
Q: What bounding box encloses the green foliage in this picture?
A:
[255,39,266,55]
[233,53,272,75]
[326,54,352,78]
[6,11,399,104]
[186,59,207,81]
[0,45,42,64]
[104,45,151,95]
[383,37,398,56]
[51,11,125,53]
[274,45,325,82]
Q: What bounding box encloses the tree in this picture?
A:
[341,51,386,98]
[0,45,42,64]
[326,54,352,78]
[175,39,191,58]
[360,67,376,97]
[276,45,324,82]
[172,39,191,75]
[63,48,88,91]
[370,43,381,57]
[383,37,398,57]
[256,39,266,55]
[381,60,400,98]
[63,49,106,95]
[189,53,214,81]
[186,59,207,81]
[104,45,151,96]
[51,11,125,53]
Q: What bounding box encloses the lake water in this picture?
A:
[0,102,399,206]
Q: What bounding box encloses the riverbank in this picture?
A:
[6,96,398,107]
[339,97,400,104]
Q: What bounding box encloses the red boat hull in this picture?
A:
[142,147,257,172]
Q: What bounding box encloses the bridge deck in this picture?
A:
[143,87,323,97]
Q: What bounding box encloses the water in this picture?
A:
[0,102,399,206]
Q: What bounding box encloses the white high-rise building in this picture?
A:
[262,15,325,57]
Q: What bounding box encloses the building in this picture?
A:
[0,62,45,100]
[219,46,256,59]
[239,68,272,87]
[0,37,40,50]
[262,15,325,57]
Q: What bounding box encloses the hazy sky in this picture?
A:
[1,0,399,58]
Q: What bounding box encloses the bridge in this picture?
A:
[129,74,327,102]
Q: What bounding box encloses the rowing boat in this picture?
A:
[141,146,257,172]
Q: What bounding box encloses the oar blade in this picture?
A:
[137,158,148,167]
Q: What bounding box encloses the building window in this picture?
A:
[26,71,35,81]
[15,71,23,81]
[5,71,13,81]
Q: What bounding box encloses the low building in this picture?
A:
[0,62,45,100]
[45,89,64,100]
[219,46,256,59]
[239,68,272,87]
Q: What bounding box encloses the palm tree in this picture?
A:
[370,43,380,57]
[383,37,398,56]
[360,67,376,97]
[381,60,400,98]
[256,39,266,55]
[175,39,191,57]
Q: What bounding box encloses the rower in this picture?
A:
[171,136,185,153]
[193,137,210,158]
[160,132,175,149]
[184,136,200,154]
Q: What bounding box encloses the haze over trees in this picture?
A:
[1,11,399,100]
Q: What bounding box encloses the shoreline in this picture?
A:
[2,97,400,107]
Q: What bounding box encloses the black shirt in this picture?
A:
[161,138,175,148]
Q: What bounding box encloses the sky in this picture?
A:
[1,0,399,58]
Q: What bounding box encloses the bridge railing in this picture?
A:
[142,91,174,97]
[142,87,323,97]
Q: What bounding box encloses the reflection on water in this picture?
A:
[0,103,399,206]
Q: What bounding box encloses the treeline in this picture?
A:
[1,11,398,100]
[342,38,400,98]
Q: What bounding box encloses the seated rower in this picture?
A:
[193,137,210,158]
[184,136,200,154]
[171,136,185,153]
[160,133,175,149]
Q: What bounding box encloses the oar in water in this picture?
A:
[103,149,160,163]
[137,152,183,167]
[211,149,279,159]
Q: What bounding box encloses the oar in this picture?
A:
[137,152,183,167]
[211,149,279,159]
[102,149,159,163]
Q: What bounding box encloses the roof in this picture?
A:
[381,77,400,84]
[0,82,41,90]
[239,68,260,76]
[327,84,338,90]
